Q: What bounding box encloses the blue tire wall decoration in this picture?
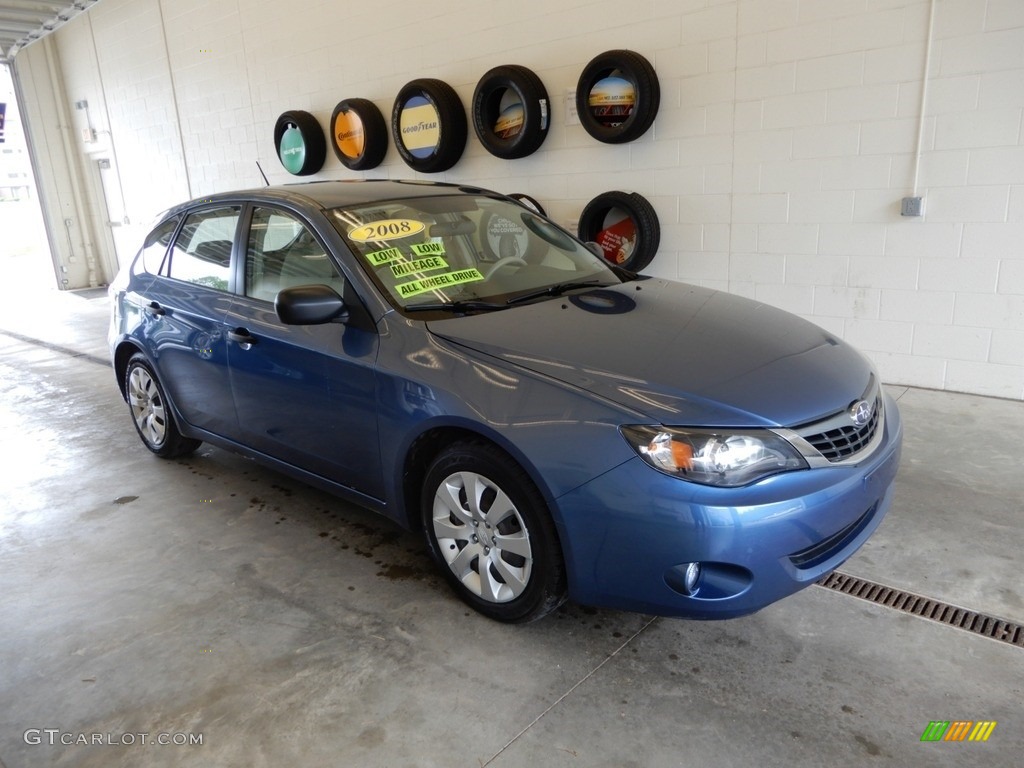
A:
[391,79,468,173]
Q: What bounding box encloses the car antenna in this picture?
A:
[256,161,270,187]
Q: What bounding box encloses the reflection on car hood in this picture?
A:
[426,280,872,427]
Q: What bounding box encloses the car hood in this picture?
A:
[426,280,873,427]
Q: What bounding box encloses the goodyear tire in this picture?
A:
[577,191,660,272]
[472,65,550,159]
[575,50,660,144]
[507,193,546,216]
[391,79,467,173]
[330,98,388,171]
[274,110,327,176]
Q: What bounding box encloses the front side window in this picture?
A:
[245,208,344,302]
[329,195,619,314]
[165,207,240,291]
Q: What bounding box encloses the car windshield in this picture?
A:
[329,194,620,314]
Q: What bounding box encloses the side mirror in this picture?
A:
[275,284,349,325]
[585,241,604,258]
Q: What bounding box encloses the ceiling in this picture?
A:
[0,0,97,63]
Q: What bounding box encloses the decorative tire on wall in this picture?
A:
[577,190,661,272]
[507,193,546,216]
[575,50,660,144]
[391,79,467,173]
[329,98,388,171]
[472,65,550,159]
[274,110,327,176]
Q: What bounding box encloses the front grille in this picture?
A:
[803,396,881,462]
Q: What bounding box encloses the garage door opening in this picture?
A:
[0,62,57,294]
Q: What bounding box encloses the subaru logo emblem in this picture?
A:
[849,400,872,428]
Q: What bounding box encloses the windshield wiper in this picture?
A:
[505,279,609,306]
[404,300,507,313]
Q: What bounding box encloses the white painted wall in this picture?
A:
[14,0,1024,399]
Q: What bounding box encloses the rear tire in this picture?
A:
[124,354,201,458]
[421,441,566,623]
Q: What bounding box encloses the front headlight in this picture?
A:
[620,425,808,487]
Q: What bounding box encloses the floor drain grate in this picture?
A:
[817,571,1024,650]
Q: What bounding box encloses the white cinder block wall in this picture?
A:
[16,0,1024,399]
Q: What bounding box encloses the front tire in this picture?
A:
[421,441,566,623]
[125,354,201,458]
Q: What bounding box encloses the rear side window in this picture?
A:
[165,207,241,291]
[134,216,179,276]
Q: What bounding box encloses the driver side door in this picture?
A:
[225,205,384,500]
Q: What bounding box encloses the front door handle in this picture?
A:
[228,328,258,350]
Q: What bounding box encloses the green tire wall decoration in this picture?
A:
[330,98,388,171]
[575,50,660,144]
[577,190,661,272]
[391,79,467,173]
[472,65,550,159]
[274,110,327,176]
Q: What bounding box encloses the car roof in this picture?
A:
[167,179,503,215]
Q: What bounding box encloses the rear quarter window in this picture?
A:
[133,216,180,276]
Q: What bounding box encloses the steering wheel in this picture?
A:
[484,256,528,279]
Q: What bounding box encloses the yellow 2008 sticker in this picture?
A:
[349,219,425,243]
[396,268,485,298]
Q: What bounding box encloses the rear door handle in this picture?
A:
[145,301,165,317]
[228,328,258,350]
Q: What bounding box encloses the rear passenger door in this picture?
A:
[143,205,241,438]
[225,205,383,499]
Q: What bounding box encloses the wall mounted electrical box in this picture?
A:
[901,197,924,217]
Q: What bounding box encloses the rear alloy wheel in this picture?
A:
[125,354,200,458]
[421,441,566,622]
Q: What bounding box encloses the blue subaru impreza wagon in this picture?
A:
[109,180,901,622]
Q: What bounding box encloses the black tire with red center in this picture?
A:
[577,190,661,272]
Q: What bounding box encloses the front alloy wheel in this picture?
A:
[432,470,533,603]
[422,441,566,622]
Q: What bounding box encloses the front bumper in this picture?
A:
[553,391,903,619]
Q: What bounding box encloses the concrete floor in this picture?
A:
[1,288,1022,768]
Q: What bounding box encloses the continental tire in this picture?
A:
[330,98,388,171]
[575,50,660,144]
[274,110,327,176]
[391,79,467,173]
[472,65,550,159]
[577,191,661,272]
[507,192,546,216]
